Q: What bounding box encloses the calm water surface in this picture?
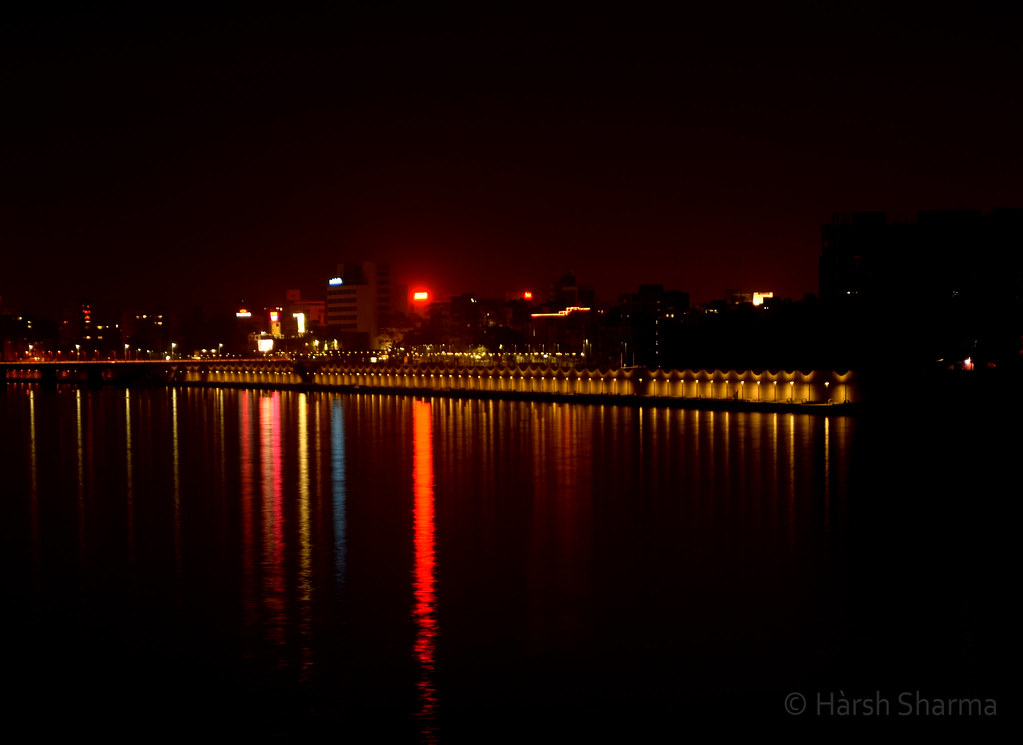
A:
[0,385,1012,739]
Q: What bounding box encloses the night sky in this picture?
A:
[4,3,1022,317]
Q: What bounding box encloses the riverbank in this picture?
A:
[2,360,864,413]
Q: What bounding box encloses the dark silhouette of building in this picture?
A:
[820,209,1023,368]
[547,272,595,311]
[609,284,689,368]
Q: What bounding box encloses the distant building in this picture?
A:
[819,211,900,302]
[121,311,168,356]
[326,261,394,349]
[819,208,1023,306]
[819,208,1023,365]
[612,284,689,367]
[726,290,774,307]
[548,272,595,311]
[73,302,120,357]
[284,289,325,336]
[528,305,596,357]
[0,304,45,360]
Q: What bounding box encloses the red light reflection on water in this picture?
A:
[261,392,286,653]
[240,391,253,541]
[412,399,439,735]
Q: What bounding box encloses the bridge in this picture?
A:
[2,360,188,386]
[1,359,860,409]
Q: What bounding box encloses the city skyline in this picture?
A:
[4,6,1022,316]
[2,7,1018,734]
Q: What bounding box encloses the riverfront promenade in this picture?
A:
[1,358,860,412]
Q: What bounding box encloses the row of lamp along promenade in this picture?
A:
[1,359,859,409]
[190,360,858,409]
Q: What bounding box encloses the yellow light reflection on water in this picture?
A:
[125,390,135,564]
[171,388,182,577]
[76,389,85,561]
[28,389,39,582]
[297,392,313,679]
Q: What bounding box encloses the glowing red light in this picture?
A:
[523,291,533,300]
[270,310,280,322]
[413,291,429,301]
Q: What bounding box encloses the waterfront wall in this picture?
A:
[2,360,860,407]
[188,361,858,405]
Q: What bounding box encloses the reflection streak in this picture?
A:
[240,392,257,643]
[28,389,39,587]
[260,392,286,654]
[331,397,347,589]
[787,413,796,550]
[171,388,181,575]
[412,399,438,734]
[75,390,85,573]
[824,416,830,530]
[297,393,313,677]
[125,390,135,565]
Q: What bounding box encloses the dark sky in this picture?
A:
[3,3,1022,317]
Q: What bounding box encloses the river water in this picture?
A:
[0,384,1012,739]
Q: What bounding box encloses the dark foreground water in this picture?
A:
[0,385,1013,739]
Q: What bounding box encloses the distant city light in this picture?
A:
[236,309,252,318]
[752,291,774,306]
[413,291,429,301]
[530,306,591,318]
[270,310,280,323]
[328,277,343,286]
[257,338,274,353]
[293,312,306,335]
[523,291,533,300]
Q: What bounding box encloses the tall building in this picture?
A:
[325,261,393,349]
[611,284,689,368]
[819,208,1023,365]
[74,301,120,356]
[548,272,595,311]
[284,289,325,336]
[820,209,1023,306]
[820,211,888,302]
